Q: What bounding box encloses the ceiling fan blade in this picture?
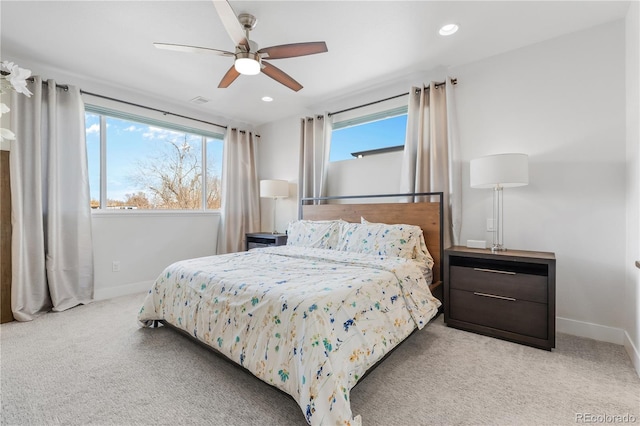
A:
[261,61,303,92]
[154,42,234,57]
[258,42,328,60]
[212,0,249,49]
[218,65,241,88]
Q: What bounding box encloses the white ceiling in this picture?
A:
[1,1,630,127]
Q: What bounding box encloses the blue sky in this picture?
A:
[85,114,223,203]
[329,114,407,162]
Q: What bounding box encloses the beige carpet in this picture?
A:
[1,292,638,425]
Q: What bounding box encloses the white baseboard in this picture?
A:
[93,280,154,301]
[557,317,640,377]
[624,331,640,378]
[556,316,625,345]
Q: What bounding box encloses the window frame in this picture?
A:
[329,94,409,162]
[85,104,224,213]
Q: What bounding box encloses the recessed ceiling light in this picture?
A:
[439,23,459,36]
[261,96,274,102]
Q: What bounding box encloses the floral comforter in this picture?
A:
[138,245,441,425]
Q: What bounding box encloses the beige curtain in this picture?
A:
[10,77,94,321]
[299,115,332,202]
[218,128,260,254]
[400,79,461,248]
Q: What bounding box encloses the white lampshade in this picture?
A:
[260,179,288,198]
[470,153,529,188]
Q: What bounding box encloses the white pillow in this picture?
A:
[337,220,420,260]
[350,217,434,282]
[286,219,344,250]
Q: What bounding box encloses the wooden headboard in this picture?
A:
[300,193,444,297]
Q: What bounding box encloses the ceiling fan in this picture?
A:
[154,0,328,92]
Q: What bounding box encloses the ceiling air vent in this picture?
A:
[190,96,210,105]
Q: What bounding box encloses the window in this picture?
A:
[86,107,224,210]
[329,102,408,162]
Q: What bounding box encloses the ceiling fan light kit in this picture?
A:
[154,1,328,91]
[234,53,261,75]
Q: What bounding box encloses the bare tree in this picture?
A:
[129,136,221,209]
[205,176,222,209]
[124,192,152,209]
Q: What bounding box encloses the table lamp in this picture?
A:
[260,179,289,234]
[470,153,529,252]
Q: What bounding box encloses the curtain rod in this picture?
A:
[80,90,228,130]
[7,73,70,91]
[20,76,231,132]
[327,78,457,117]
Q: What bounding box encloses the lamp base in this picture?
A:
[491,244,507,253]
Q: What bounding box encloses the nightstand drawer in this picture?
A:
[247,242,270,249]
[449,289,548,339]
[450,265,547,303]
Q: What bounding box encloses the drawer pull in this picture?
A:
[473,267,516,275]
[473,292,516,302]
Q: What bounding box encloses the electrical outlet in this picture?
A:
[112,261,121,272]
[486,218,495,232]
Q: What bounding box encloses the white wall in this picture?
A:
[326,151,404,197]
[624,1,640,375]
[257,21,630,346]
[456,21,627,341]
[256,117,301,233]
[92,212,219,299]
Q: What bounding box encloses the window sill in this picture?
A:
[91,209,221,218]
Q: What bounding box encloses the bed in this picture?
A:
[138,193,444,425]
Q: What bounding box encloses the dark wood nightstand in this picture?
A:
[245,233,288,251]
[444,246,556,350]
